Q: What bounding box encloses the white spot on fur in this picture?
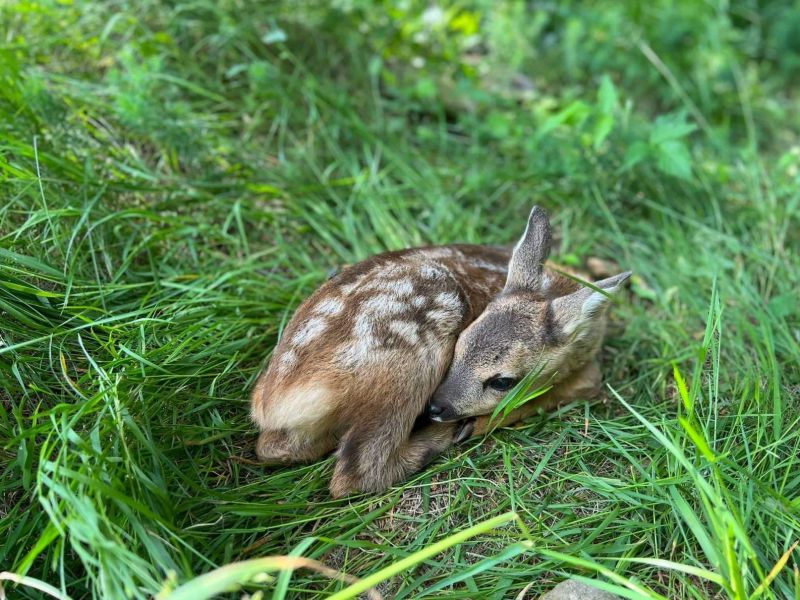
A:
[411,295,427,308]
[361,294,405,316]
[338,273,369,295]
[417,247,453,259]
[315,297,344,315]
[277,349,297,373]
[387,320,420,345]
[470,258,507,274]
[291,317,327,346]
[386,278,414,296]
[426,307,462,326]
[353,311,374,338]
[434,291,462,312]
[335,312,380,367]
[359,276,415,297]
[338,343,373,367]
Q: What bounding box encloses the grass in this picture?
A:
[1,1,799,598]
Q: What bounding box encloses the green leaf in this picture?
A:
[597,75,618,114]
[536,100,591,139]
[650,113,697,144]
[414,77,437,99]
[678,417,717,463]
[486,111,512,139]
[593,76,618,149]
[621,141,651,170]
[0,572,73,600]
[656,139,693,180]
[593,114,614,149]
[673,364,692,415]
[261,28,287,45]
[614,557,724,585]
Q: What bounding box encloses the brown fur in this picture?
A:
[252,244,527,496]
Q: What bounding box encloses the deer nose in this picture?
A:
[427,402,445,418]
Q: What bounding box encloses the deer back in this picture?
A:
[251,244,524,433]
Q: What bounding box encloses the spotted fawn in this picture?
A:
[251,207,630,496]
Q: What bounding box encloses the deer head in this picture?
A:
[427,206,631,422]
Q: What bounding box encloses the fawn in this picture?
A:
[251,207,630,497]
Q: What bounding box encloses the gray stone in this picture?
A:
[538,580,620,600]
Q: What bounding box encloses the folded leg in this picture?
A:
[256,428,337,465]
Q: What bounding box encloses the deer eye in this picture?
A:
[485,376,518,392]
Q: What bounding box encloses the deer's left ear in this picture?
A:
[504,206,552,293]
[552,271,632,336]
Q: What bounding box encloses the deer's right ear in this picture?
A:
[552,271,632,337]
[504,206,552,293]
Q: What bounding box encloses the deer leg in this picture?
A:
[256,428,337,466]
[329,418,460,498]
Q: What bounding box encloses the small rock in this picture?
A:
[538,579,620,600]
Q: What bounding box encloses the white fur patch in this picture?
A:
[470,258,507,274]
[335,312,378,366]
[338,273,369,295]
[361,294,406,316]
[426,307,462,326]
[360,276,415,297]
[387,320,420,345]
[338,314,379,367]
[353,311,375,339]
[411,295,428,309]
[291,316,327,346]
[315,297,344,315]
[386,278,414,296]
[277,349,297,373]
[262,384,333,429]
[434,291,463,312]
[419,247,454,259]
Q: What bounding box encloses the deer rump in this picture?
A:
[250,207,630,497]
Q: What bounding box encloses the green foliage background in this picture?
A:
[1,1,799,598]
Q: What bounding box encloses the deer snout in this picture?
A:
[426,399,458,422]
[428,383,463,422]
[427,402,445,417]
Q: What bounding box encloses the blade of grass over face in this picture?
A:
[489,364,551,426]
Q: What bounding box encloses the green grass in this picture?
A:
[1,1,799,599]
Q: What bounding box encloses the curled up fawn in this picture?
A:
[251,207,631,497]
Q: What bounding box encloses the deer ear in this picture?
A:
[504,206,552,293]
[553,271,632,336]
